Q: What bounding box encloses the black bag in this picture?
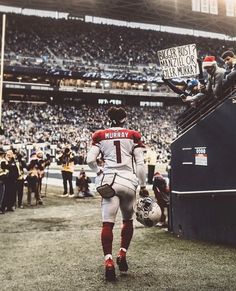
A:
[96,173,117,199]
[97,184,116,198]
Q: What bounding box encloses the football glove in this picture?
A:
[139,187,149,197]
[180,94,187,100]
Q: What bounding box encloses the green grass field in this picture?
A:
[0,186,236,291]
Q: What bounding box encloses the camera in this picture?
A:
[0,126,4,135]
[16,151,26,162]
[29,159,39,169]
[45,153,55,160]
[64,148,70,155]
[1,160,7,170]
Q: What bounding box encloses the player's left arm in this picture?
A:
[132,131,149,197]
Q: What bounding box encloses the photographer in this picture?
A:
[0,148,8,214]
[3,150,19,212]
[57,146,75,197]
[26,152,42,206]
[37,151,51,197]
[76,169,93,198]
[15,150,27,209]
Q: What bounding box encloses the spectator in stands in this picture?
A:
[201,55,225,99]
[181,79,205,107]
[221,50,236,92]
[162,58,206,106]
[221,50,236,73]
[161,77,188,96]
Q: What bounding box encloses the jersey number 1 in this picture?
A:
[114,141,121,163]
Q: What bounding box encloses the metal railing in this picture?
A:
[176,88,236,136]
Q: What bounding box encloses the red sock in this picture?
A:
[101,222,114,256]
[121,220,133,250]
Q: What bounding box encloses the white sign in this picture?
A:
[195,147,208,166]
[201,0,209,13]
[195,154,208,166]
[157,44,199,79]
[226,0,235,17]
[210,0,218,15]
[192,0,201,12]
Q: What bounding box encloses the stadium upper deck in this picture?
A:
[0,11,234,102]
[0,0,235,36]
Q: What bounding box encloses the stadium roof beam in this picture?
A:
[0,0,236,37]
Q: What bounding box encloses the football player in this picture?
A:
[87,106,148,281]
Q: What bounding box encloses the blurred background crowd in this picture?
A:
[0,102,184,164]
[4,13,235,82]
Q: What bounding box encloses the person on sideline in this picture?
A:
[0,148,8,214]
[3,150,19,212]
[152,172,170,227]
[57,146,75,197]
[75,169,93,198]
[145,145,157,184]
[87,106,148,281]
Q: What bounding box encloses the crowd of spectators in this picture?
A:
[1,13,233,163]
[0,102,184,163]
[3,13,235,81]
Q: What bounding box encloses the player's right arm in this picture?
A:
[87,131,102,174]
[87,146,100,174]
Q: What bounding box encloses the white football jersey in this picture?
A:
[92,127,144,175]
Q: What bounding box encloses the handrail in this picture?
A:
[176,88,236,135]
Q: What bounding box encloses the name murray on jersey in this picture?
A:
[105,131,129,139]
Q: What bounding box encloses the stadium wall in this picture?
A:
[170,93,236,245]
